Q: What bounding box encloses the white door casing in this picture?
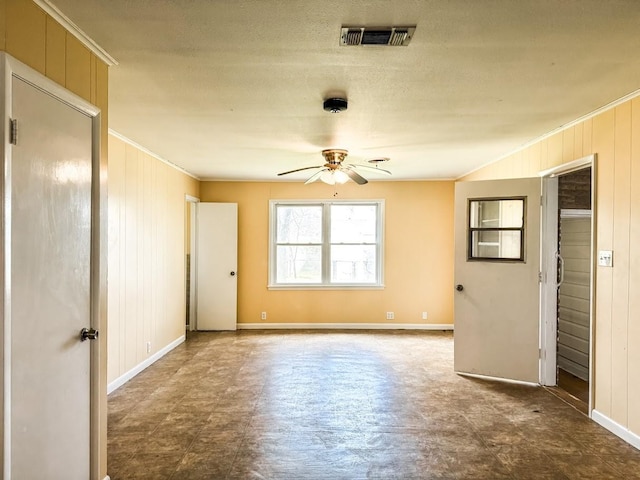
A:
[539,155,595,395]
[454,178,541,384]
[1,53,103,479]
[196,203,238,331]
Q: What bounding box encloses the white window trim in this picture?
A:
[268,199,385,290]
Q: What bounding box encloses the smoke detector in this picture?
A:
[323,98,348,113]
[340,26,416,46]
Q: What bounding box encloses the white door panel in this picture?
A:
[10,77,92,478]
[196,203,238,330]
[454,178,541,383]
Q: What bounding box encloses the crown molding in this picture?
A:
[34,0,118,66]
[109,129,200,180]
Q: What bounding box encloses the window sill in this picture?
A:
[268,284,385,291]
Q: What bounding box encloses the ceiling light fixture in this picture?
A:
[323,98,348,113]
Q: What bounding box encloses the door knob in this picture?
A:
[230,271,236,276]
[456,284,464,292]
[80,327,99,341]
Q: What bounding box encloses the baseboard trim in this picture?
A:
[456,371,539,387]
[107,335,186,394]
[237,323,454,330]
[592,409,640,450]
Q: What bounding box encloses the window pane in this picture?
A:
[469,199,523,228]
[270,200,384,287]
[276,245,321,283]
[330,245,377,283]
[277,206,322,243]
[470,230,522,259]
[331,205,377,243]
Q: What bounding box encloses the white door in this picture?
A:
[196,203,238,330]
[9,77,93,477]
[454,178,541,383]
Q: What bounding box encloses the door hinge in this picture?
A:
[539,348,544,360]
[9,118,17,145]
[538,271,543,283]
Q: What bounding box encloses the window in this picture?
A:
[468,197,525,261]
[269,200,384,288]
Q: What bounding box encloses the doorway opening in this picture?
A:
[540,155,595,416]
[555,168,592,411]
[185,195,199,332]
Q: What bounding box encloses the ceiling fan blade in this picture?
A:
[277,165,323,176]
[350,164,392,175]
[344,168,368,185]
[304,169,327,184]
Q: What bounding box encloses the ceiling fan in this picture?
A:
[277,149,391,185]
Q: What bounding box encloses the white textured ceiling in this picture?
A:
[52,0,640,181]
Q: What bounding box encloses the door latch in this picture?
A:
[10,119,17,145]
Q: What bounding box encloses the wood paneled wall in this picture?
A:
[462,97,640,441]
[2,0,109,162]
[1,0,110,476]
[107,134,199,384]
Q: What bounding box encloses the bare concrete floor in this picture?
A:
[107,331,640,479]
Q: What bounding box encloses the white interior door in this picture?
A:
[454,178,541,383]
[196,203,238,330]
[9,76,93,478]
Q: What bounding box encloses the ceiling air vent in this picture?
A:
[340,26,416,46]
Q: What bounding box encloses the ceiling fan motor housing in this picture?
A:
[322,149,348,166]
[323,98,348,113]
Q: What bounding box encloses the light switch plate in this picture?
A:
[598,250,613,267]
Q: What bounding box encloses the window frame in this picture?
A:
[268,199,385,289]
[467,196,526,262]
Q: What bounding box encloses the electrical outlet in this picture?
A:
[261,311,267,320]
[146,341,151,354]
[422,312,428,320]
[386,312,394,320]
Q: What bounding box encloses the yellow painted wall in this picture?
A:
[107,134,199,384]
[1,0,110,477]
[199,181,454,326]
[461,97,640,441]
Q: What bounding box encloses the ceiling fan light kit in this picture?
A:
[320,169,349,185]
